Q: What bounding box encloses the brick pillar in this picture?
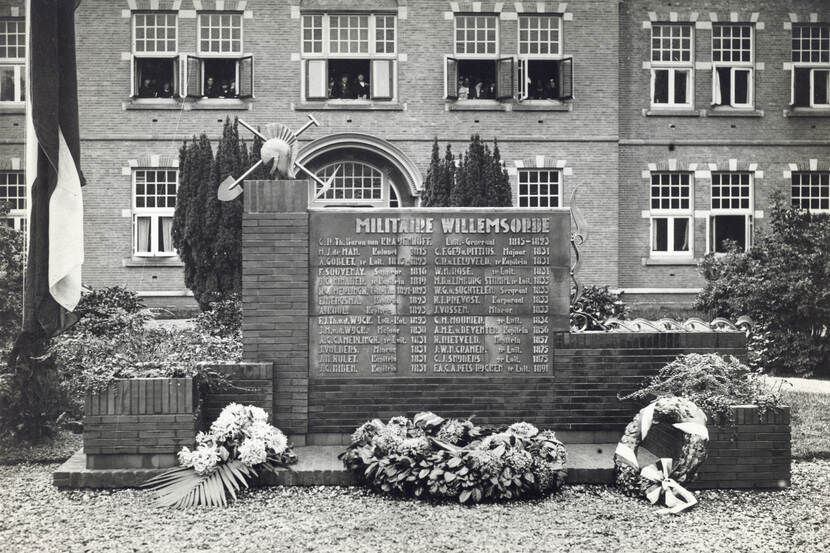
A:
[242,180,309,436]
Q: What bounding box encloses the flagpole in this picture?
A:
[22,0,34,329]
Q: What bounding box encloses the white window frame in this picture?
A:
[649,172,694,258]
[197,12,243,56]
[517,168,561,208]
[133,12,178,55]
[792,171,830,212]
[517,14,566,101]
[133,168,177,257]
[711,24,754,109]
[650,24,694,109]
[300,13,398,103]
[0,170,26,231]
[454,14,499,58]
[791,24,830,108]
[301,13,397,58]
[0,18,25,105]
[310,161,387,207]
[708,172,754,254]
[130,12,180,100]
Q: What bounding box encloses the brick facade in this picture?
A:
[648,405,791,489]
[83,377,198,469]
[0,0,827,304]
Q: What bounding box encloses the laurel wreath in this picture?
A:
[614,397,709,501]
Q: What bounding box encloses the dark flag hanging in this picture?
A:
[22,0,85,337]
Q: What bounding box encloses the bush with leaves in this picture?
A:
[195,294,242,337]
[72,286,147,337]
[0,203,24,352]
[340,412,567,504]
[619,353,785,425]
[695,195,830,376]
[144,403,297,507]
[570,285,628,330]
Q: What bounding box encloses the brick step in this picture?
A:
[53,444,622,489]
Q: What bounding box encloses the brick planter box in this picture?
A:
[83,377,199,470]
[647,405,791,489]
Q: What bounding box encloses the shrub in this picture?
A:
[695,195,830,377]
[619,353,785,425]
[51,323,242,403]
[73,286,149,337]
[195,294,242,337]
[0,203,24,352]
[570,285,628,330]
[340,412,567,504]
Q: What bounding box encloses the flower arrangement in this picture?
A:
[144,403,296,507]
[340,412,567,504]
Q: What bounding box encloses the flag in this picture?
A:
[23,0,85,337]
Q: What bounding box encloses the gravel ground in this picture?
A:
[0,432,82,466]
[1,460,827,553]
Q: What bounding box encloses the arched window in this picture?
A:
[312,161,389,206]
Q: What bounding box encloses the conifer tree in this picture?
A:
[487,139,512,207]
[441,144,455,207]
[421,138,442,207]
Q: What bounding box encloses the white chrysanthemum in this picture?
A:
[189,444,221,475]
[239,438,267,466]
[210,405,245,442]
[245,405,269,424]
[372,430,404,455]
[508,422,539,439]
[177,446,193,468]
[351,419,384,444]
[396,436,431,457]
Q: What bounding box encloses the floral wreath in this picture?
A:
[614,397,709,514]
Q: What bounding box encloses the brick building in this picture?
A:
[0,0,828,310]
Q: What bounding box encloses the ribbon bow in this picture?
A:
[641,458,698,514]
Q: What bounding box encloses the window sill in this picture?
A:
[644,108,702,117]
[706,107,764,118]
[123,256,184,268]
[784,107,830,118]
[643,257,699,266]
[293,101,406,111]
[123,99,184,110]
[512,101,571,112]
[0,103,25,114]
[447,100,508,111]
[187,98,251,111]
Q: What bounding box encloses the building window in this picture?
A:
[710,172,753,253]
[517,169,560,208]
[134,169,177,256]
[314,162,383,203]
[446,15,514,101]
[792,24,830,107]
[792,172,830,211]
[649,172,692,257]
[185,12,253,99]
[302,13,396,102]
[132,12,179,99]
[712,24,753,108]
[517,15,573,102]
[650,24,694,109]
[0,171,25,231]
[0,18,25,104]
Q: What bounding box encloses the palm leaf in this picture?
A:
[143,460,254,508]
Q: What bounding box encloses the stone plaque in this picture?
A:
[309,209,570,378]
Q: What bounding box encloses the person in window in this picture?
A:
[229,82,237,98]
[471,79,485,100]
[333,75,356,99]
[204,77,218,98]
[544,77,558,100]
[327,78,335,99]
[158,82,174,98]
[355,74,370,100]
[531,79,546,100]
[138,78,156,98]
[457,77,470,100]
[482,81,496,99]
[219,81,231,98]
